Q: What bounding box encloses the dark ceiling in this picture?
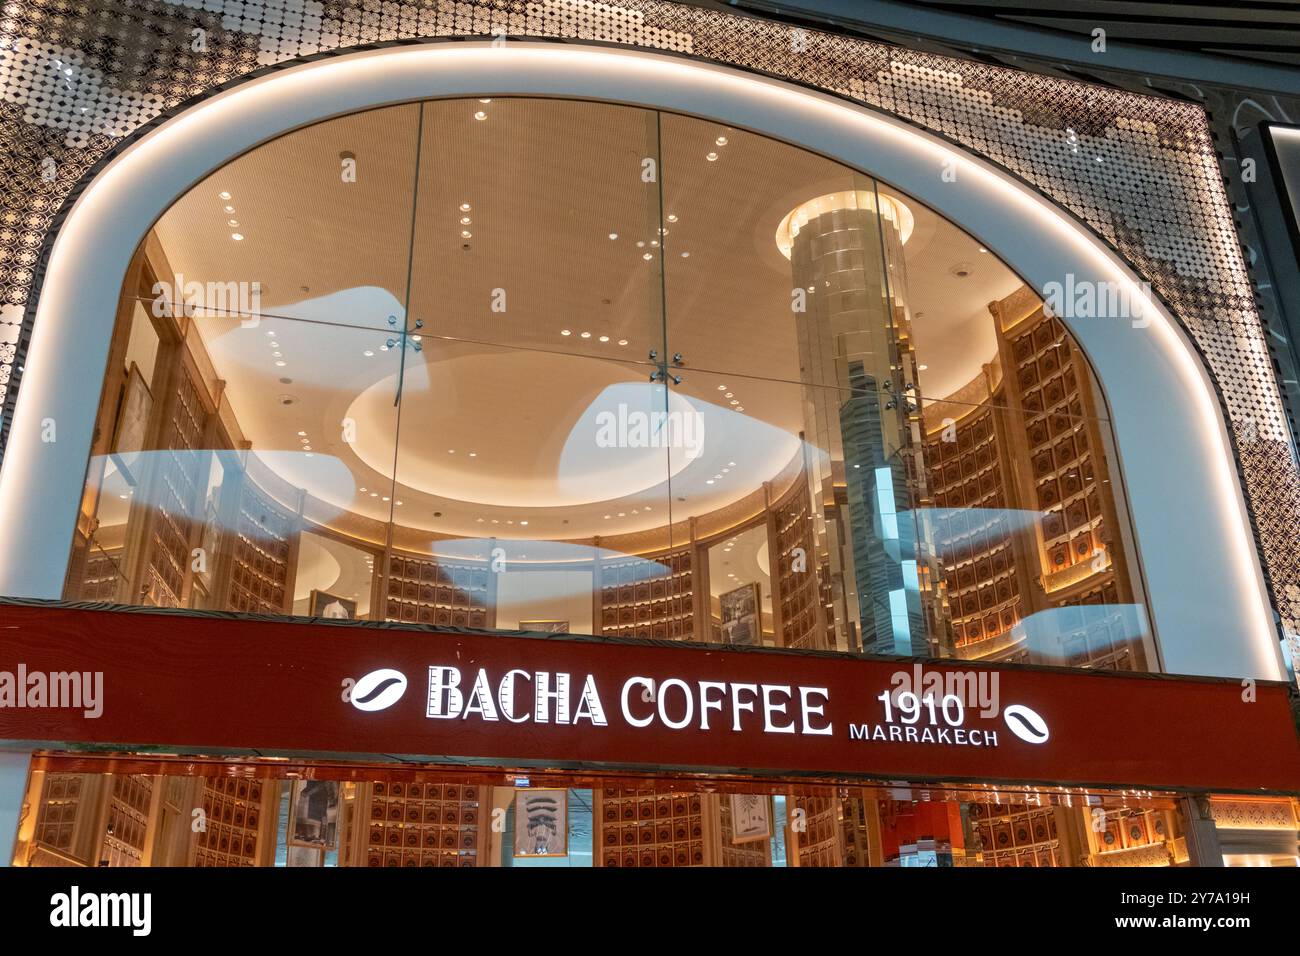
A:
[901,0,1300,67]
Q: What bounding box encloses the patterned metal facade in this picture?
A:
[0,0,1296,668]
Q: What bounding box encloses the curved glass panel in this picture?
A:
[65,97,1155,675]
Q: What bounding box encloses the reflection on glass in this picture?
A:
[65,97,1153,675]
[67,294,398,612]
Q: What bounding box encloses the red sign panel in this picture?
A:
[0,603,1297,793]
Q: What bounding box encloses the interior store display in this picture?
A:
[17,757,1277,867]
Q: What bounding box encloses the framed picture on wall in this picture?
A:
[720,582,761,646]
[286,844,324,867]
[309,589,357,620]
[109,361,152,483]
[729,794,773,843]
[518,620,569,634]
[289,780,340,849]
[513,789,568,858]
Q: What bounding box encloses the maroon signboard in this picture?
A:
[0,602,1297,793]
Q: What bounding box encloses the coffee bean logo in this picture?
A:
[1002,703,1050,744]
[350,668,408,712]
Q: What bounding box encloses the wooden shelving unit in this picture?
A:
[362,779,484,867]
[383,554,494,629]
[194,777,271,868]
[595,786,707,867]
[226,482,293,615]
[969,801,1064,868]
[595,549,694,642]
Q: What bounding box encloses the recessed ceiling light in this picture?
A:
[680,252,690,258]
[617,512,625,518]
[978,247,988,253]
[636,240,646,248]
[460,202,471,212]
[275,360,285,366]
[224,205,234,213]
[598,335,609,343]
[219,191,231,200]
[460,217,471,225]
[478,98,491,104]
[382,496,390,502]
[273,351,282,357]
[715,136,728,146]
[728,462,736,466]
[580,331,591,339]
[461,230,472,239]
[736,406,744,412]
[918,364,928,371]
[642,253,653,260]
[474,111,487,121]
[448,449,455,454]
[706,480,715,485]
[706,152,718,162]
[469,452,477,457]
[228,219,239,227]
[302,446,311,451]
[520,520,528,526]
[608,233,618,240]
[667,214,678,223]
[297,431,306,436]
[363,349,374,357]
[617,339,628,346]
[560,329,571,336]
[725,392,733,398]
[231,233,244,241]
[266,331,275,336]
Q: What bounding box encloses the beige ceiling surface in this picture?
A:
[160,96,1024,542]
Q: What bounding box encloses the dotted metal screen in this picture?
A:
[1,0,1296,667]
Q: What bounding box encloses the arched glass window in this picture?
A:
[65,97,1153,672]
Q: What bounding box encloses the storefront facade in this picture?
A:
[0,0,1297,867]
